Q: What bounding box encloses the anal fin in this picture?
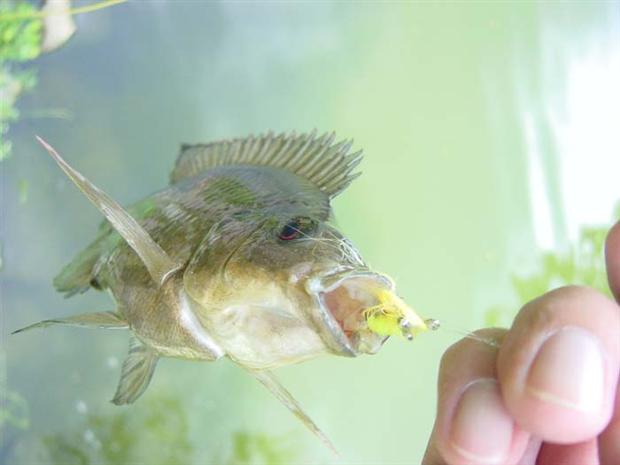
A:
[249,369,338,455]
[112,335,159,405]
[12,311,127,334]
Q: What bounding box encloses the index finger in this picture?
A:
[600,220,620,464]
[605,220,620,302]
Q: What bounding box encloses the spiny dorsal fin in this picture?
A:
[171,131,363,198]
[111,335,159,405]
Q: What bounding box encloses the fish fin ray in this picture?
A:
[36,136,181,286]
[170,131,361,198]
[111,335,159,405]
[249,369,339,455]
[12,311,127,334]
[53,234,109,296]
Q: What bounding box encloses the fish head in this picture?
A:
[184,201,433,365]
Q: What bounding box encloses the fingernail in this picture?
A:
[526,327,605,413]
[449,379,513,464]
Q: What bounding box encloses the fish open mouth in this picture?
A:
[311,271,435,355]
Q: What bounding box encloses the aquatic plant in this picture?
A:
[511,226,610,302]
[42,395,192,465]
[0,388,29,431]
[0,349,30,464]
[0,1,42,61]
[37,394,294,465]
[226,431,295,465]
[0,0,42,160]
[485,206,619,326]
[0,0,125,160]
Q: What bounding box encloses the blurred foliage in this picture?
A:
[225,431,295,465]
[0,348,29,431]
[482,305,505,327]
[484,212,617,327]
[0,349,30,463]
[43,395,192,465]
[0,1,42,61]
[0,389,29,430]
[0,65,38,160]
[0,0,42,160]
[511,226,610,303]
[37,394,294,465]
[17,177,28,203]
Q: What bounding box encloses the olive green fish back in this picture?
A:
[171,131,363,198]
[54,131,363,296]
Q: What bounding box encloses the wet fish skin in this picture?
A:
[91,164,367,364]
[16,132,426,452]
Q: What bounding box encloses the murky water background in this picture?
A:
[2,2,619,464]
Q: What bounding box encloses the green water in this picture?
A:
[2,2,619,464]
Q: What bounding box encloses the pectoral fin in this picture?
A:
[12,311,127,334]
[36,136,180,286]
[112,335,159,405]
[249,369,338,455]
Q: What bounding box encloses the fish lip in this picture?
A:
[306,269,395,356]
[314,269,395,293]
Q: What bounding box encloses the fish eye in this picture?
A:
[278,217,315,241]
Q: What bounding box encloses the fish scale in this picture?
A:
[15,132,436,453]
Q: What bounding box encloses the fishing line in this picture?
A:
[430,320,502,349]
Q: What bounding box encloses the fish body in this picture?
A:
[16,132,435,450]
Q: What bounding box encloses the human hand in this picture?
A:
[423,222,620,465]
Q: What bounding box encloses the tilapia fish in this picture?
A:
[15,131,437,450]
